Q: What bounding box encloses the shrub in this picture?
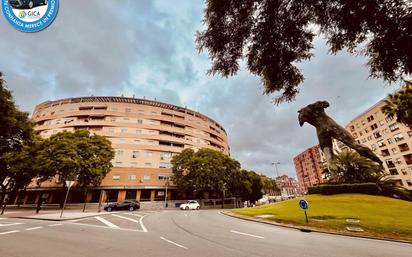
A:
[308,183,381,195]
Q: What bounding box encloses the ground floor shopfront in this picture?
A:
[14,187,178,206]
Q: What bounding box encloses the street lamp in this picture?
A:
[271,162,280,177]
[164,177,170,208]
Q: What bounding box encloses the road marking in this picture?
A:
[25,226,43,231]
[112,214,139,224]
[66,221,145,232]
[48,224,63,227]
[230,230,265,239]
[0,230,19,235]
[94,216,119,228]
[160,236,188,249]
[139,214,148,232]
[0,222,22,227]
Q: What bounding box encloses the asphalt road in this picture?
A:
[0,210,411,257]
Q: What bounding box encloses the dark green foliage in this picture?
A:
[308,183,381,195]
[325,150,384,184]
[36,130,115,187]
[0,72,37,203]
[171,148,264,202]
[381,81,412,127]
[197,0,412,104]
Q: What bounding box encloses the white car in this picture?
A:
[180,200,200,210]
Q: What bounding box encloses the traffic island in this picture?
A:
[226,194,412,243]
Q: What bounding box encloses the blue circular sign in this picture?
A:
[299,199,308,210]
[2,0,59,33]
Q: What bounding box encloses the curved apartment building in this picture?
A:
[24,96,229,204]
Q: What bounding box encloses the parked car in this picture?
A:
[8,0,48,9]
[104,200,140,212]
[180,200,200,210]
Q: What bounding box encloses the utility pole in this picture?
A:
[272,162,280,177]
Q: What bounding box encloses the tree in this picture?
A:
[381,81,412,127]
[325,150,384,184]
[0,72,36,212]
[36,130,114,210]
[196,1,412,104]
[261,176,279,196]
[171,148,241,201]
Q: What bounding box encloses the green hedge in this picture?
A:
[308,183,381,195]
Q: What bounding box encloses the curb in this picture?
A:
[221,211,412,245]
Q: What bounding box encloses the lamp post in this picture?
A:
[164,177,170,208]
[271,162,280,177]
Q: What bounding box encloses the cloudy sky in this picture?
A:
[0,1,402,178]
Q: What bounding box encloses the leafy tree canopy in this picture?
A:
[36,130,115,188]
[381,80,412,127]
[197,0,412,104]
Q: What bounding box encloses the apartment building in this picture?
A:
[293,145,324,193]
[22,96,230,204]
[346,100,412,189]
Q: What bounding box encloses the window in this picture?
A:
[367,135,373,141]
[408,131,412,138]
[132,151,139,158]
[160,152,172,160]
[119,138,126,144]
[395,158,402,165]
[379,120,385,126]
[137,119,143,124]
[385,116,394,122]
[381,149,390,157]
[159,162,171,168]
[365,128,369,133]
[158,174,171,180]
[112,175,120,180]
[394,133,404,142]
[117,150,124,156]
[110,117,116,122]
[145,162,152,166]
[112,108,118,112]
[359,131,363,136]
[361,138,367,143]
[407,180,412,187]
[389,123,399,132]
[399,143,410,152]
[143,175,151,181]
[367,115,374,122]
[125,108,131,113]
[389,169,399,175]
[147,152,153,157]
[361,120,366,126]
[387,138,393,144]
[350,125,355,132]
[123,117,130,121]
[136,129,142,134]
[385,159,395,168]
[134,139,141,144]
[401,169,407,175]
[373,131,382,139]
[377,139,386,147]
[128,175,136,181]
[370,124,378,130]
[391,148,398,154]
[121,128,128,133]
[130,162,138,167]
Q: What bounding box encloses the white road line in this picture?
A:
[94,216,119,228]
[48,224,63,227]
[160,236,188,249]
[0,230,19,235]
[0,222,22,227]
[230,230,265,239]
[25,226,43,231]
[111,214,139,224]
[66,221,145,232]
[139,214,148,232]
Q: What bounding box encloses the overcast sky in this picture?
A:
[0,1,402,178]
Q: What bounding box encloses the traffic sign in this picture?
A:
[299,199,308,210]
[65,180,74,188]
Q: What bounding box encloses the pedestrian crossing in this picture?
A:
[70,210,154,232]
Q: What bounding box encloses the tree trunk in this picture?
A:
[221,190,225,209]
[0,187,7,215]
[82,187,88,212]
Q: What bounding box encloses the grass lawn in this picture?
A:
[231,194,412,242]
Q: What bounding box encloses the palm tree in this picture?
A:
[381,80,412,127]
[327,150,384,184]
